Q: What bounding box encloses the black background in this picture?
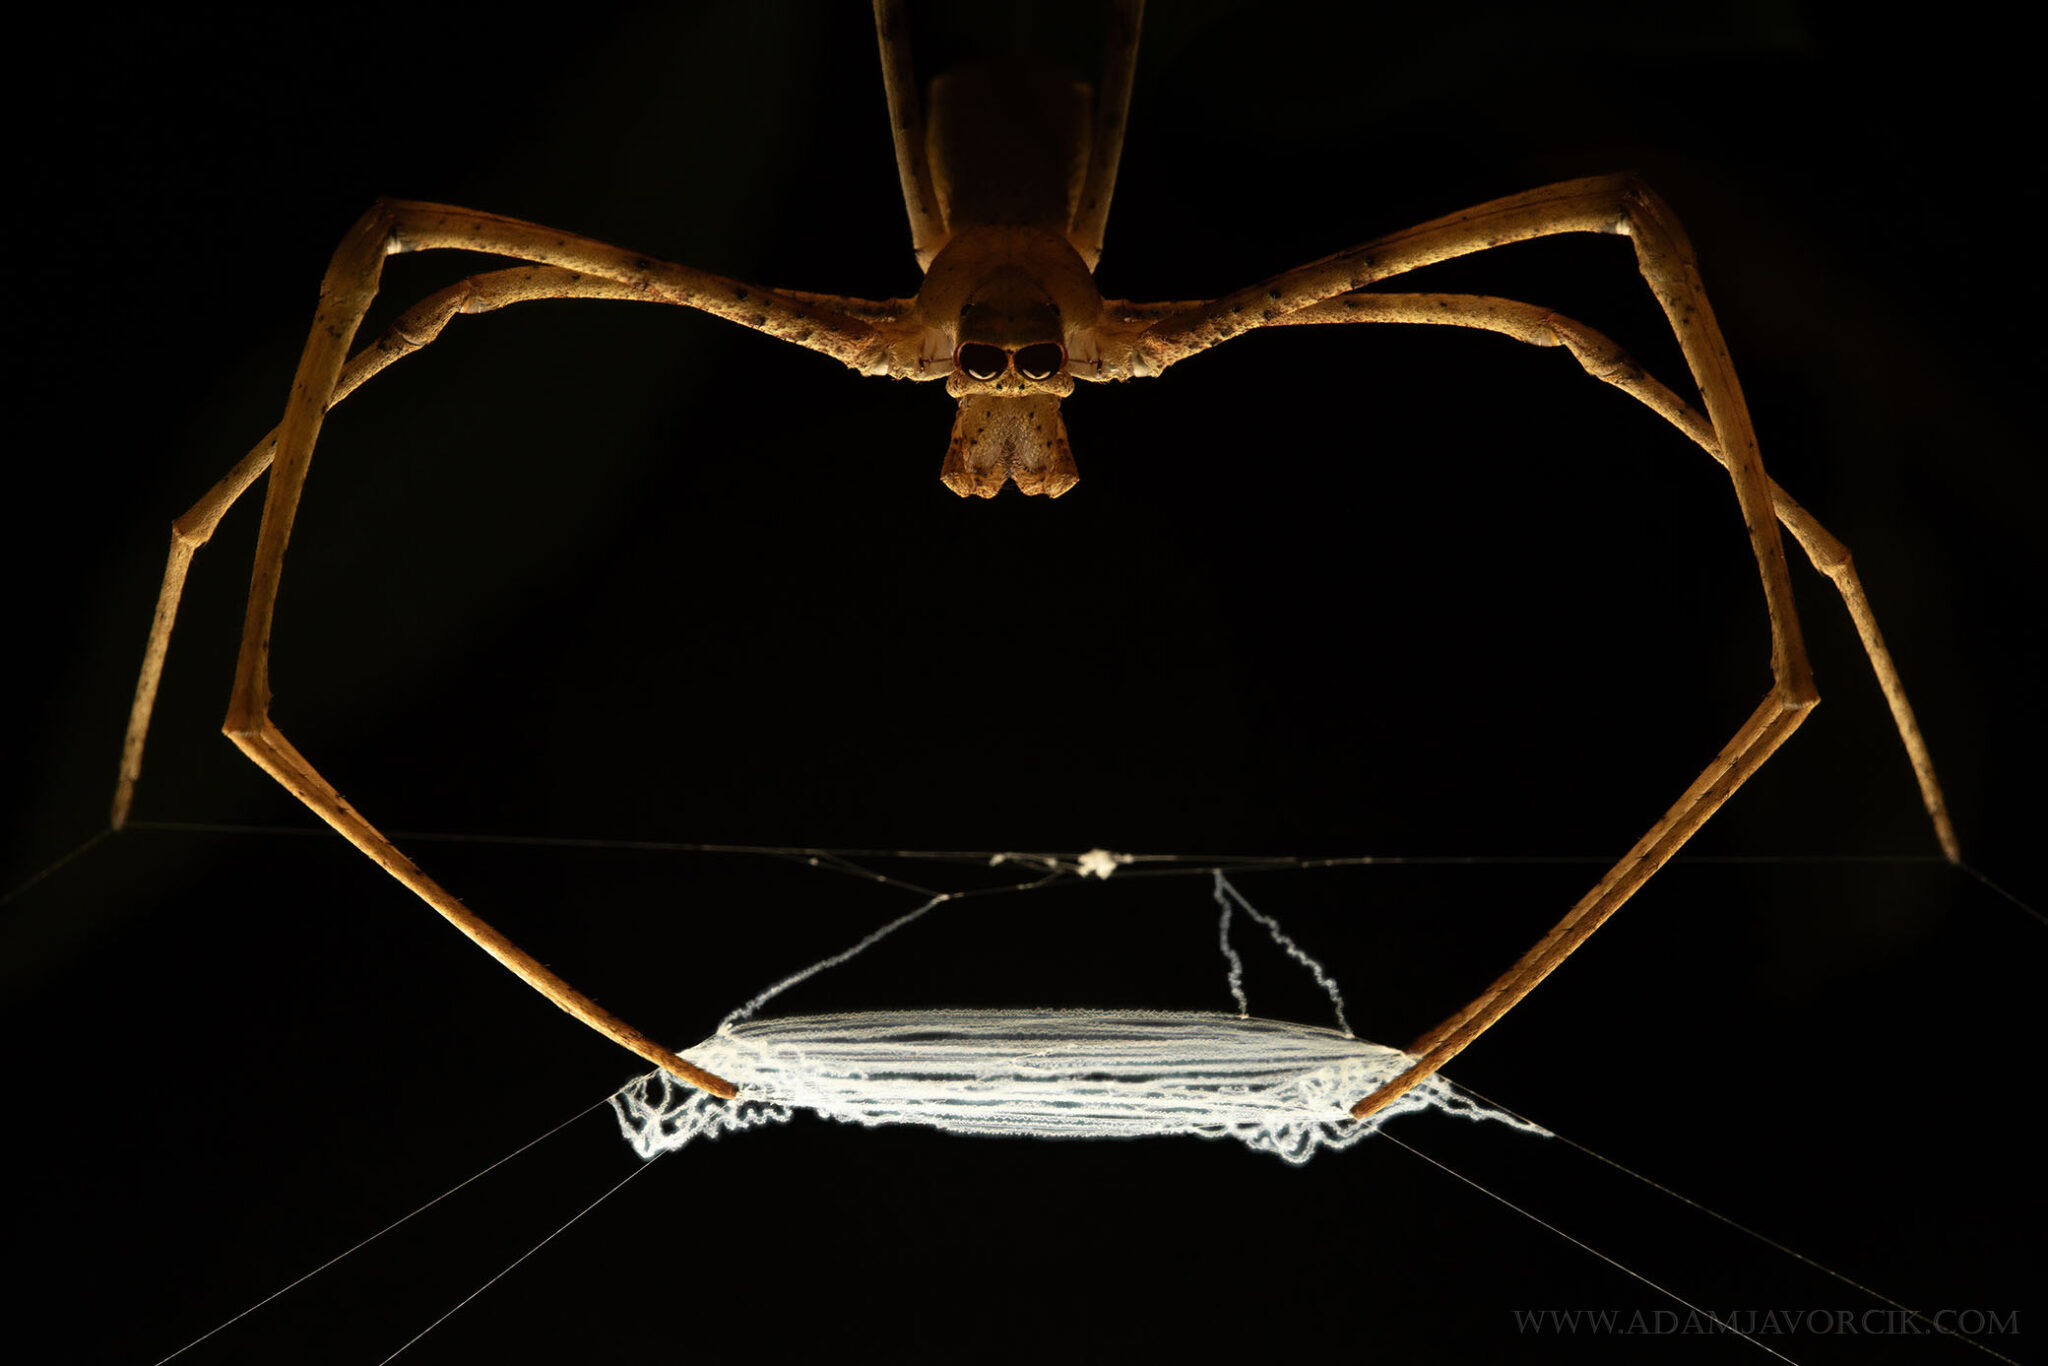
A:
[6,4,2040,1363]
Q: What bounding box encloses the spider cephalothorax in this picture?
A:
[914,226,1104,497]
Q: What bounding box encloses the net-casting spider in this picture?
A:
[111,0,1957,1127]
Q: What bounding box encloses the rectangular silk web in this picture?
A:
[611,869,1546,1163]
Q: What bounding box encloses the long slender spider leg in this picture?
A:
[114,266,691,829]
[874,0,947,270]
[778,289,914,326]
[1133,176,1822,1120]
[222,200,896,1097]
[1067,0,1143,271]
[135,264,739,1095]
[1261,290,1956,860]
[1138,173,1810,698]
[1352,691,1812,1120]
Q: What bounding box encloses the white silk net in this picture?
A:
[611,866,1545,1164]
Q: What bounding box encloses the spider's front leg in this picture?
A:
[1142,174,1811,706]
[1127,174,1951,1120]
[149,200,897,1098]
[111,264,683,833]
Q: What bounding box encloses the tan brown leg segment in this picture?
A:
[1355,692,1811,1120]
[228,717,734,1097]
[1067,0,1143,272]
[121,263,741,1097]
[183,199,899,1097]
[1266,290,1957,861]
[114,266,669,830]
[873,0,948,270]
[1140,175,1813,709]
[1130,176,1825,1119]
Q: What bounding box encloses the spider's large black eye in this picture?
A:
[956,342,1007,382]
[1014,342,1065,381]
